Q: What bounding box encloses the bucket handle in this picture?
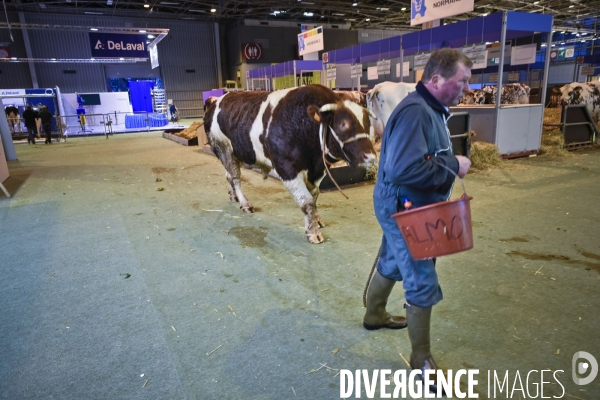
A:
[431,157,468,197]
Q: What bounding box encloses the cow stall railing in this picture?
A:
[543,105,599,148]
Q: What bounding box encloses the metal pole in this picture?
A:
[399,36,404,82]
[18,12,39,89]
[213,23,222,87]
[540,18,553,108]
[494,11,508,146]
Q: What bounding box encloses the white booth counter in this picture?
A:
[450,104,544,158]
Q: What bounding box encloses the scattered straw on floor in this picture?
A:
[543,107,562,125]
[175,121,204,139]
[470,141,501,170]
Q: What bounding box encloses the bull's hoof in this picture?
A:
[307,231,325,244]
[316,217,326,228]
[241,205,254,213]
[229,195,239,202]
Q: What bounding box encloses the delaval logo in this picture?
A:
[89,32,148,58]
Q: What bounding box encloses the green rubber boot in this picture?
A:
[363,271,407,330]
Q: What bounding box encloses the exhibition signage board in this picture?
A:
[508,72,520,81]
[488,43,511,65]
[0,89,25,96]
[242,43,262,60]
[469,75,480,83]
[327,67,337,80]
[510,43,537,66]
[414,52,431,70]
[581,66,596,76]
[89,33,148,58]
[376,60,391,75]
[462,43,487,69]
[396,61,410,78]
[298,26,324,56]
[149,45,159,69]
[350,64,363,78]
[410,0,474,26]
[489,74,498,82]
[367,66,378,80]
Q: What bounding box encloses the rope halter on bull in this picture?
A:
[318,103,374,199]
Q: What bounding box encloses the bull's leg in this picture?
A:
[210,140,254,212]
[282,172,324,244]
[306,179,325,228]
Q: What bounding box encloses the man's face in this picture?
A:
[434,62,471,106]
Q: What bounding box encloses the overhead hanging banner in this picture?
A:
[298,26,324,56]
[149,44,159,69]
[89,33,148,58]
[410,0,474,26]
[462,43,487,69]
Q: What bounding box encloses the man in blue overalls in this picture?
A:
[363,48,473,389]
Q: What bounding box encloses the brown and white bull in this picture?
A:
[558,82,600,122]
[204,84,377,244]
[334,90,367,107]
[366,81,417,138]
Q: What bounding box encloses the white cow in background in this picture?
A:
[366,81,417,138]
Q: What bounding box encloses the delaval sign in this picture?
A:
[411,0,474,26]
[89,33,148,58]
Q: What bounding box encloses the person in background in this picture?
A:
[363,48,473,392]
[169,103,179,123]
[38,105,53,144]
[22,105,39,145]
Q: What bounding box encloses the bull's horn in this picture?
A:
[319,103,338,113]
[365,108,377,119]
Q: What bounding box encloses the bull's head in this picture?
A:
[307,102,376,169]
[560,86,583,107]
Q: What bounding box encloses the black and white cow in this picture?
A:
[471,84,530,105]
[366,81,417,138]
[558,82,600,121]
[204,84,376,244]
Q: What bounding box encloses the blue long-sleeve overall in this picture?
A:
[373,81,460,308]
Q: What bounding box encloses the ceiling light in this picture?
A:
[365,18,370,21]
[147,34,155,38]
[560,42,565,44]
[85,11,103,14]
[581,39,586,42]
[482,13,488,16]
[352,2,358,6]
[379,7,389,11]
[401,7,406,11]
[11,57,17,60]
[139,30,147,33]
[304,12,313,16]
[144,4,150,7]
[107,0,113,4]
[211,8,216,12]
[551,44,555,47]
[91,58,96,60]
[39,3,46,8]
[541,43,546,47]
[533,0,539,3]
[332,13,345,16]
[321,15,324,18]
[119,58,124,60]
[569,4,574,7]
[51,58,57,60]
[90,27,98,31]
[582,32,588,35]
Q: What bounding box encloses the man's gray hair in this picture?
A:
[421,48,473,82]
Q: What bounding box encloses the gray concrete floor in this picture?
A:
[1,131,599,400]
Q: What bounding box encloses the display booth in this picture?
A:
[324,11,553,157]
[246,60,323,91]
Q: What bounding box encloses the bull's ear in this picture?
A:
[307,105,321,123]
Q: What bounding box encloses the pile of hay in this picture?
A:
[470,141,501,170]
[543,107,562,125]
[540,128,570,158]
[175,121,204,140]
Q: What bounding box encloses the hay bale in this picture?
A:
[470,141,501,170]
[175,121,204,140]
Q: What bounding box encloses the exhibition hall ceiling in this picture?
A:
[5,0,600,30]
